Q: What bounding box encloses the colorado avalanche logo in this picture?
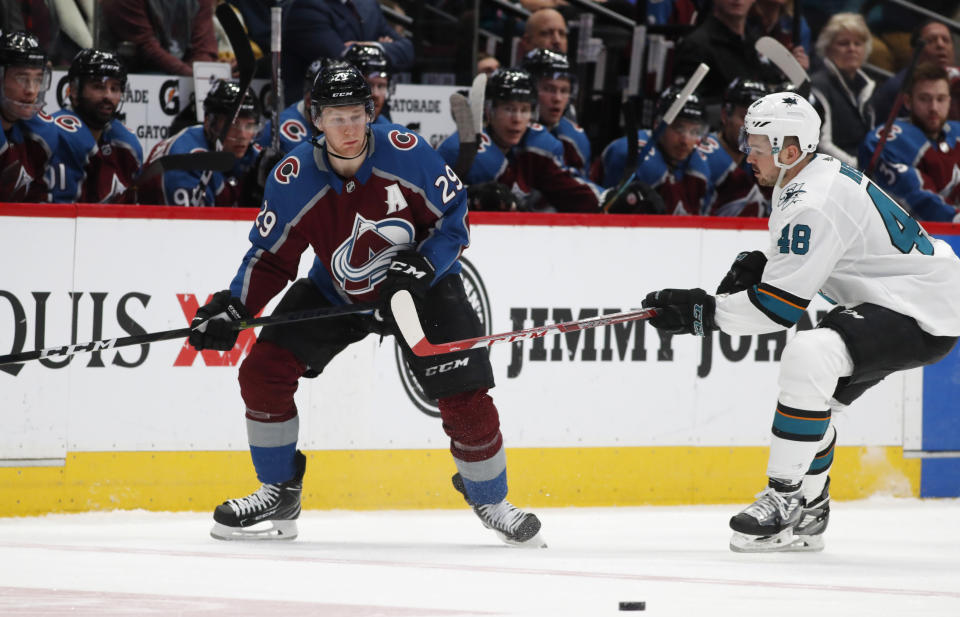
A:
[36,110,53,122]
[274,156,300,184]
[330,213,415,294]
[54,115,82,132]
[389,129,418,151]
[697,135,720,154]
[280,118,307,142]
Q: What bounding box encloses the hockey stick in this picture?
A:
[755,36,810,97]
[867,40,927,177]
[122,151,237,204]
[791,0,803,49]
[389,290,658,357]
[269,1,284,154]
[187,3,257,206]
[601,63,709,213]
[450,73,487,179]
[0,300,378,366]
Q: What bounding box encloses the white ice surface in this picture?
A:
[0,499,958,616]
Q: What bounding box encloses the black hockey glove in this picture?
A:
[256,147,284,188]
[379,250,435,300]
[605,180,667,214]
[641,288,716,337]
[188,290,252,351]
[467,181,518,211]
[716,250,767,295]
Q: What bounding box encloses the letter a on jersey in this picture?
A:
[385,183,408,214]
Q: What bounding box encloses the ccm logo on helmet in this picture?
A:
[274,156,301,184]
[389,130,418,151]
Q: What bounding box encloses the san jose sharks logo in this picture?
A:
[330,213,416,294]
[778,182,806,210]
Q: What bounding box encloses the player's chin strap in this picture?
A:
[773,145,806,188]
[326,130,370,161]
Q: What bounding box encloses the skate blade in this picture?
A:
[495,530,548,549]
[730,529,794,553]
[210,519,298,541]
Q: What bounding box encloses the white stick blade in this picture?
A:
[469,73,487,135]
[663,63,709,124]
[755,36,807,87]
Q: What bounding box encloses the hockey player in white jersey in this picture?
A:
[643,91,960,552]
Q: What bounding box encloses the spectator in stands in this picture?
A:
[48,49,143,204]
[518,8,568,56]
[809,13,875,168]
[594,86,712,216]
[871,20,960,124]
[477,51,500,77]
[699,78,772,217]
[280,0,413,105]
[139,79,262,207]
[101,0,218,76]
[644,0,697,25]
[673,0,775,103]
[0,30,54,202]
[343,43,392,124]
[436,68,605,213]
[859,63,960,223]
[747,0,811,71]
[521,48,589,177]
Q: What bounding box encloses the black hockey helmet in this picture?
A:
[656,84,706,125]
[521,48,574,85]
[310,64,374,120]
[485,68,537,104]
[203,79,261,118]
[342,43,389,79]
[0,30,47,68]
[69,49,127,88]
[723,78,770,110]
[303,57,351,95]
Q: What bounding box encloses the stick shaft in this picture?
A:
[0,301,378,366]
[867,40,927,176]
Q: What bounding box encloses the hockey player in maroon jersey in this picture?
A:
[699,78,772,217]
[0,31,54,202]
[139,80,262,207]
[859,63,960,222]
[55,49,143,203]
[437,68,605,212]
[594,86,713,215]
[187,64,545,547]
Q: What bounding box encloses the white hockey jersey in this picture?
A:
[716,154,960,337]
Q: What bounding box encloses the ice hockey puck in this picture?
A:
[619,601,645,611]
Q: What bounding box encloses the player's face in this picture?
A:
[76,77,124,128]
[536,77,571,126]
[713,0,754,19]
[907,79,950,137]
[367,74,388,119]
[659,119,705,166]
[2,66,45,120]
[318,104,369,157]
[721,105,748,148]
[920,22,954,67]
[488,101,532,150]
[827,30,867,76]
[743,134,780,186]
[223,115,260,157]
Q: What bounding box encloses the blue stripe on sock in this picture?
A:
[460,469,508,505]
[249,443,297,484]
[807,446,834,474]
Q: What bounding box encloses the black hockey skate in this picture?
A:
[452,473,546,548]
[210,450,306,541]
[729,481,804,553]
[792,477,831,552]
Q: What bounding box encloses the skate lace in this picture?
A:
[228,484,280,516]
[744,487,793,520]
[476,500,527,532]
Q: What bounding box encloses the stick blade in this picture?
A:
[755,36,807,89]
[450,92,474,144]
[469,73,487,135]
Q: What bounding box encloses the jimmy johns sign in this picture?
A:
[50,70,458,153]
